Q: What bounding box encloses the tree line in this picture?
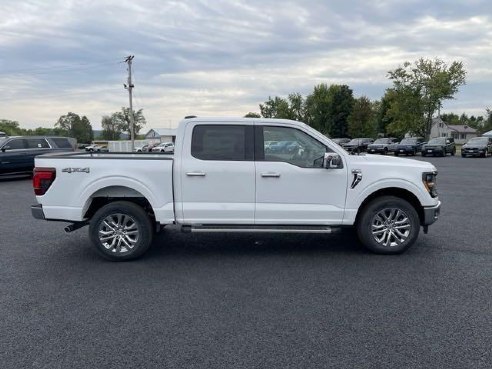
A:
[0,108,147,144]
[2,58,491,142]
[246,58,491,139]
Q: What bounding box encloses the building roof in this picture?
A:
[145,128,177,137]
[447,125,477,133]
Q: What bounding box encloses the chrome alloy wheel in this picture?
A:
[98,213,140,253]
[371,208,411,247]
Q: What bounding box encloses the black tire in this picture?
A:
[89,201,154,261]
[394,152,399,156]
[461,154,465,158]
[451,148,455,156]
[356,196,420,254]
[421,152,426,157]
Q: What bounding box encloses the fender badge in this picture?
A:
[62,167,90,173]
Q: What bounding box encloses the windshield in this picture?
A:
[428,138,445,144]
[373,138,389,144]
[400,139,416,145]
[466,137,488,144]
[348,139,360,144]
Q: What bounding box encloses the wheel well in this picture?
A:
[355,188,424,225]
[83,186,155,220]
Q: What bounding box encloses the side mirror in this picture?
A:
[446,140,450,144]
[323,153,343,169]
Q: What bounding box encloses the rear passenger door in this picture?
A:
[179,123,256,224]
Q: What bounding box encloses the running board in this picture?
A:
[182,225,339,234]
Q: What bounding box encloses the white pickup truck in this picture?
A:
[31,117,441,261]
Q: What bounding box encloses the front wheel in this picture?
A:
[356,196,420,254]
[89,201,154,261]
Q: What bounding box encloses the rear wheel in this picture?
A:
[89,201,154,261]
[451,148,456,156]
[356,196,420,254]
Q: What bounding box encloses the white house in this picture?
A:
[430,117,477,144]
[144,128,177,143]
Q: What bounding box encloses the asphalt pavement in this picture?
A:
[0,155,491,369]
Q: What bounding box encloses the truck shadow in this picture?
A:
[147,228,365,259]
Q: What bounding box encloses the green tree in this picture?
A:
[0,119,24,135]
[304,84,332,133]
[374,95,393,136]
[482,109,492,133]
[244,112,261,118]
[55,112,94,143]
[305,84,354,137]
[386,58,466,139]
[101,114,123,140]
[348,96,377,138]
[113,108,146,138]
[259,96,292,119]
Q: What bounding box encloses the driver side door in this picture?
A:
[254,125,348,225]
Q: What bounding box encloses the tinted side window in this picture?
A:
[51,138,73,149]
[5,139,26,149]
[259,126,329,168]
[191,125,253,161]
[26,138,50,149]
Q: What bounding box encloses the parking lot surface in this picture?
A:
[1,156,491,369]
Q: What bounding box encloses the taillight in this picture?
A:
[33,167,56,196]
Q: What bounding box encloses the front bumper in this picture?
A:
[422,147,444,155]
[462,149,485,156]
[395,146,416,154]
[422,201,441,226]
[31,204,45,220]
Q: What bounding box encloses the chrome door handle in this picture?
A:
[261,172,281,178]
[186,172,206,177]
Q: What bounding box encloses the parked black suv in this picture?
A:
[367,137,399,154]
[421,137,456,157]
[0,136,76,175]
[394,137,425,156]
[344,138,374,153]
[461,136,492,158]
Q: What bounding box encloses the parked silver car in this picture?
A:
[152,142,174,153]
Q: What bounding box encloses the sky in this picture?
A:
[1,0,491,130]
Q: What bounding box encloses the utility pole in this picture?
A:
[124,55,135,151]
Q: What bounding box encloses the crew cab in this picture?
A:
[31,117,441,261]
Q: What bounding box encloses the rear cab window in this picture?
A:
[191,125,254,161]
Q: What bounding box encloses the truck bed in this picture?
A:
[34,151,175,224]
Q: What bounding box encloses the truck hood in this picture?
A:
[348,153,436,170]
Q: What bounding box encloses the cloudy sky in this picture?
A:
[1,0,491,130]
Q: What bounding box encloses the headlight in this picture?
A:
[423,171,438,198]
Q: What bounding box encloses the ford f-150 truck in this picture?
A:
[31,117,441,261]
